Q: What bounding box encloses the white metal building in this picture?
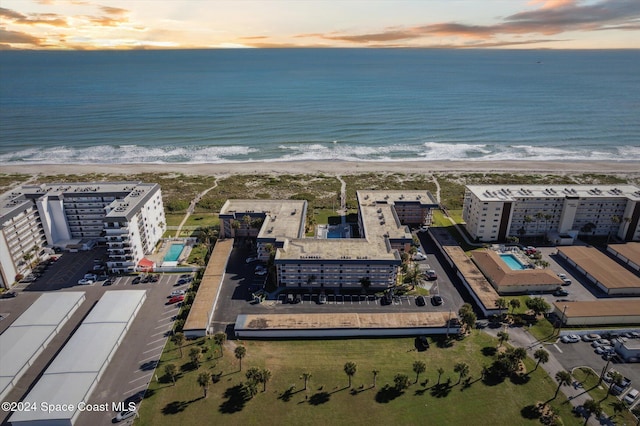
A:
[9,290,146,426]
[462,184,640,243]
[0,292,86,401]
[0,182,165,287]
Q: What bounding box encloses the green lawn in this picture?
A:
[572,367,637,424]
[184,213,219,228]
[135,334,580,426]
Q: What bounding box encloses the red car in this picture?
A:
[167,295,185,304]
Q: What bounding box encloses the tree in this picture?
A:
[533,348,549,372]
[198,226,218,254]
[605,371,623,401]
[413,360,426,384]
[583,399,602,426]
[454,362,469,384]
[535,212,545,235]
[372,369,379,388]
[164,363,178,386]
[496,298,508,317]
[246,367,271,392]
[246,367,260,382]
[553,370,572,400]
[458,303,477,332]
[213,332,226,357]
[609,400,627,419]
[172,332,185,358]
[344,362,357,388]
[393,373,410,391]
[189,347,203,368]
[509,298,521,315]
[243,380,259,399]
[197,371,212,398]
[235,346,247,371]
[436,367,445,384]
[260,368,272,392]
[525,297,551,317]
[301,372,312,391]
[497,331,510,347]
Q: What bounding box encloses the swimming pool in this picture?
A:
[500,254,526,270]
[164,244,184,262]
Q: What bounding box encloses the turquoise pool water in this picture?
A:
[164,244,184,262]
[500,254,526,270]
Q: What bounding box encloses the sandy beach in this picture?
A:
[3,160,639,177]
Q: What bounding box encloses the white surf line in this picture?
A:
[553,344,563,353]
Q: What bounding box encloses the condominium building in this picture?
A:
[462,185,640,243]
[0,182,165,287]
[219,190,438,290]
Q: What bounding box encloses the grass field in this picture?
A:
[571,367,637,424]
[135,334,581,426]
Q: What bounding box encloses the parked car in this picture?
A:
[246,257,258,263]
[141,275,151,283]
[1,291,17,299]
[167,295,185,304]
[612,377,632,395]
[150,274,159,282]
[176,278,187,285]
[113,407,137,422]
[84,273,98,281]
[317,294,327,304]
[557,273,567,279]
[624,388,639,405]
[413,252,427,261]
[416,295,426,306]
[102,279,113,286]
[561,334,580,343]
[255,269,267,276]
[77,278,94,285]
[426,270,437,280]
[431,295,443,306]
[553,288,569,297]
[582,334,601,342]
[169,290,185,297]
[561,278,572,286]
[132,276,141,284]
[594,345,614,355]
[591,339,611,347]
[179,274,191,279]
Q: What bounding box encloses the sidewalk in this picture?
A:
[483,325,606,426]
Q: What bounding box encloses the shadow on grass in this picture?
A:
[278,386,298,402]
[162,399,199,415]
[219,384,248,414]
[481,346,497,357]
[430,383,452,398]
[510,373,531,385]
[375,385,404,403]
[432,336,454,349]
[180,361,198,373]
[482,369,506,387]
[308,392,331,406]
[521,404,542,420]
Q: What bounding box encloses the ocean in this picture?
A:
[0,49,638,165]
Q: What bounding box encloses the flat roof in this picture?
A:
[442,246,500,309]
[10,290,145,425]
[472,250,564,287]
[235,312,456,331]
[184,239,233,333]
[0,292,85,401]
[553,300,640,318]
[357,190,438,207]
[608,243,640,266]
[275,238,398,262]
[219,199,306,240]
[465,184,640,202]
[558,246,640,290]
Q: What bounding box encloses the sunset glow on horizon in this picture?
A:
[1,0,639,50]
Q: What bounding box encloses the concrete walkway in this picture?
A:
[483,326,608,425]
[174,179,218,237]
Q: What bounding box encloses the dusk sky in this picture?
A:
[1,0,639,50]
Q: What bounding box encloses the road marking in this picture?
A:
[147,337,166,346]
[150,330,170,337]
[138,353,160,363]
[158,314,177,322]
[129,374,152,384]
[143,345,165,354]
[553,344,563,353]
[123,383,149,396]
[155,323,172,330]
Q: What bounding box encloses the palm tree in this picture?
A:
[544,213,553,234]
[454,362,469,384]
[533,349,549,372]
[213,332,226,357]
[189,347,202,368]
[172,332,185,358]
[534,212,545,236]
[372,369,379,388]
[394,373,410,391]
[552,370,572,401]
[344,362,357,388]
[496,298,507,318]
[437,367,445,384]
[197,371,212,398]
[609,400,627,419]
[413,360,426,384]
[605,371,623,401]
[509,298,521,315]
[243,380,259,399]
[164,363,178,386]
[198,226,218,254]
[497,331,509,348]
[260,368,272,392]
[235,346,246,371]
[301,372,312,391]
[583,399,602,426]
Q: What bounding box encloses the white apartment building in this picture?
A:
[219,190,438,290]
[463,185,640,243]
[0,182,165,287]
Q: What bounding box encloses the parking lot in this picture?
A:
[0,248,188,425]
[551,335,640,410]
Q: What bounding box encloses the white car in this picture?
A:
[557,273,567,279]
[594,345,613,355]
[582,334,601,342]
[169,290,185,297]
[561,334,580,343]
[255,265,266,272]
[78,278,94,285]
[246,257,258,263]
[413,252,427,261]
[624,388,639,405]
[591,339,611,347]
[114,407,137,422]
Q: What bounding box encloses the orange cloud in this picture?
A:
[0,7,67,26]
[0,28,44,45]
